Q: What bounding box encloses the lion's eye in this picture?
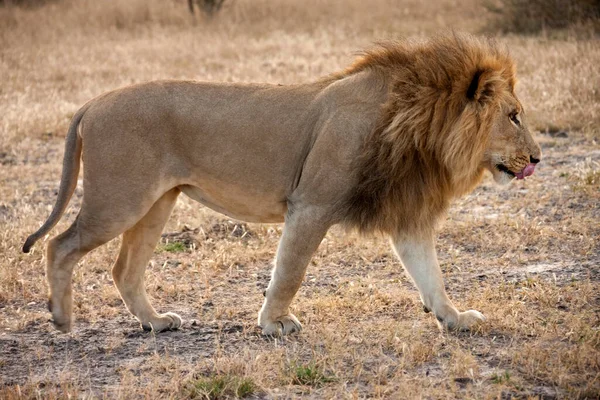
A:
[510,112,521,126]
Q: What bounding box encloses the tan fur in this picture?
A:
[24,33,541,335]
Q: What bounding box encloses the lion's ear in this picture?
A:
[466,69,499,103]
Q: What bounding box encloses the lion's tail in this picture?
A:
[22,104,89,253]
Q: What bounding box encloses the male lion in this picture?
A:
[24,33,541,336]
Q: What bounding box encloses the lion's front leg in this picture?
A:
[258,208,330,336]
[392,232,485,331]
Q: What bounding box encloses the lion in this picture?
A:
[23,33,541,336]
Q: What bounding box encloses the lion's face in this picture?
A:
[482,98,542,185]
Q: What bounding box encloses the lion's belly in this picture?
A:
[179,184,287,223]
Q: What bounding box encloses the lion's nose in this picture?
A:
[530,156,540,164]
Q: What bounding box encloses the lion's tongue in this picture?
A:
[515,163,536,180]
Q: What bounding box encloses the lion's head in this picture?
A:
[481,95,542,185]
[454,54,542,186]
[339,33,542,234]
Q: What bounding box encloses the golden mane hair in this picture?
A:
[339,33,517,234]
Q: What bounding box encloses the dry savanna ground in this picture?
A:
[0,0,599,398]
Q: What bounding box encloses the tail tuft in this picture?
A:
[22,236,36,253]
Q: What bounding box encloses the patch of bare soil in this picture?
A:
[0,318,249,395]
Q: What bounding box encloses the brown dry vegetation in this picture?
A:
[0,0,599,398]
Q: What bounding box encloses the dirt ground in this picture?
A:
[1,1,599,399]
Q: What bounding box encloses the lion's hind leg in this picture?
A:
[46,218,97,333]
[46,183,180,333]
[46,207,145,333]
[111,188,182,333]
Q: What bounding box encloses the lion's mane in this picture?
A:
[338,33,517,234]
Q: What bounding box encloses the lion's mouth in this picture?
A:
[496,163,515,178]
[496,163,536,180]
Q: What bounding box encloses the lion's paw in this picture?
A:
[260,314,302,337]
[48,298,72,333]
[443,309,486,331]
[141,312,182,332]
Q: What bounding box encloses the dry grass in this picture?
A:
[1,0,599,398]
[483,0,600,36]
